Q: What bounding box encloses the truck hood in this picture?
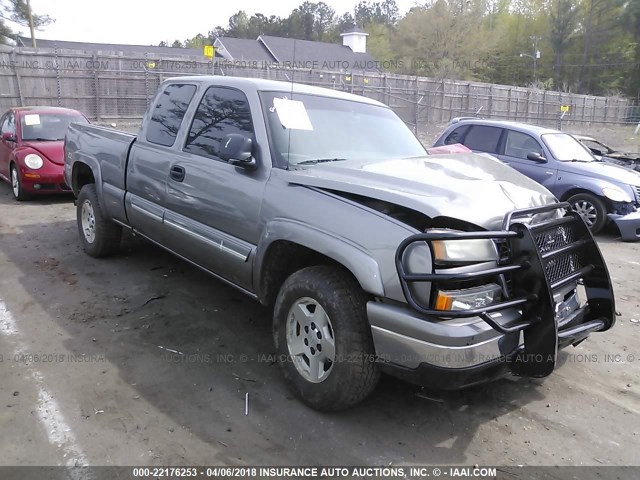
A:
[282,153,558,230]
[558,160,640,187]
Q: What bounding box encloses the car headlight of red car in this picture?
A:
[24,153,44,170]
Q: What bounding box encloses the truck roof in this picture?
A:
[164,75,386,108]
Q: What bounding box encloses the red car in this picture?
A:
[0,106,88,200]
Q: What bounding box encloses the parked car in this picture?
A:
[0,106,88,200]
[64,77,615,410]
[434,119,640,239]
[574,134,640,172]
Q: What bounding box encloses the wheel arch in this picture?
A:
[560,188,611,211]
[71,160,100,197]
[254,220,385,306]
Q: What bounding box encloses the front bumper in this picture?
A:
[19,163,70,194]
[373,203,615,388]
[608,211,640,242]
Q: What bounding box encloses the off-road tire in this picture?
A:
[77,184,121,257]
[273,265,380,411]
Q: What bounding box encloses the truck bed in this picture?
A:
[64,122,136,224]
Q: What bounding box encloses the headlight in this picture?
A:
[435,284,502,311]
[24,154,44,170]
[602,186,632,203]
[431,236,497,265]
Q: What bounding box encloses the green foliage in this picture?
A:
[171,0,640,98]
[0,0,54,44]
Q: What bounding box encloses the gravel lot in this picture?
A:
[0,178,639,469]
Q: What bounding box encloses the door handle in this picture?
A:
[545,171,554,176]
[170,165,185,182]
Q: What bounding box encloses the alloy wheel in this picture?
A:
[286,297,336,383]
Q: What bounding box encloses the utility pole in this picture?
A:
[26,0,36,47]
[531,36,541,81]
[520,37,541,83]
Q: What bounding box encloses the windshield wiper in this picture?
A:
[296,158,348,165]
[28,137,62,142]
[568,158,591,163]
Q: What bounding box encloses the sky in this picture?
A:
[21,0,420,46]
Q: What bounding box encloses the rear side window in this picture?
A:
[444,125,469,145]
[463,125,503,153]
[184,86,254,161]
[146,84,197,147]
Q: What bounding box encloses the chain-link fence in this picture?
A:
[0,46,636,138]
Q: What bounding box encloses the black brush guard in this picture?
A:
[395,203,615,377]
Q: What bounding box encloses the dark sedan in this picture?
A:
[434,119,640,240]
[0,106,88,200]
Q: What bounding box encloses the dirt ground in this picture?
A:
[0,181,639,470]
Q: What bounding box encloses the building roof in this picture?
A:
[16,34,381,71]
[214,37,275,63]
[16,36,203,56]
[257,35,378,71]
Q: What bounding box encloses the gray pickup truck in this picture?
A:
[64,76,615,410]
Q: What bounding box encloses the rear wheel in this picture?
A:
[10,164,30,201]
[77,184,121,257]
[273,266,380,411]
[568,192,607,234]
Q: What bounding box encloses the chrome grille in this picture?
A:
[634,185,640,203]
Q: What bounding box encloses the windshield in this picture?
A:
[261,91,427,168]
[542,133,595,162]
[20,112,88,141]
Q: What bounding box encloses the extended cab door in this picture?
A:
[125,83,197,242]
[496,129,558,191]
[162,85,267,290]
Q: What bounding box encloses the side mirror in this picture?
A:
[219,133,255,169]
[527,152,547,163]
[2,132,16,143]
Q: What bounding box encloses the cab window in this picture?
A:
[146,84,197,147]
[183,86,254,162]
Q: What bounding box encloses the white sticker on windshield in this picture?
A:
[24,114,41,126]
[273,97,313,131]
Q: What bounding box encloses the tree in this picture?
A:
[548,0,578,88]
[0,0,54,45]
[184,33,207,49]
[623,0,640,98]
[166,0,640,97]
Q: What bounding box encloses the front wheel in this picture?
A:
[568,192,607,234]
[273,266,380,411]
[77,184,122,257]
[10,165,30,201]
